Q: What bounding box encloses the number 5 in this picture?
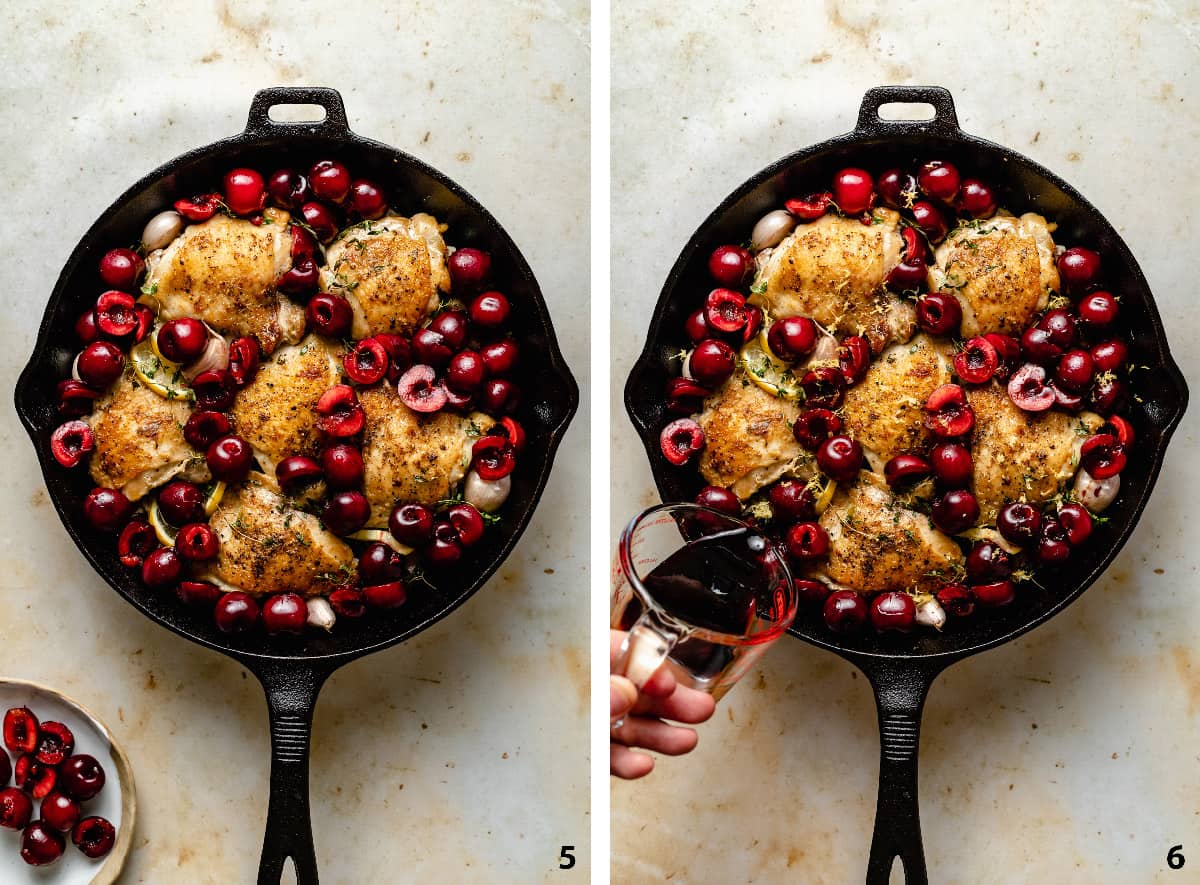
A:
[1168,845,1185,870]
[559,845,576,870]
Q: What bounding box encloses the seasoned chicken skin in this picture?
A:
[695,371,810,500]
[87,372,202,500]
[928,213,1058,337]
[968,384,1103,521]
[359,384,488,526]
[206,480,356,597]
[146,213,303,354]
[320,214,450,339]
[842,335,954,471]
[229,335,342,472]
[817,479,964,594]
[751,210,914,353]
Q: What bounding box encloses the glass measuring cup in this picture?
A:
[611,503,797,704]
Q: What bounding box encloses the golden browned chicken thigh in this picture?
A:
[146,213,303,353]
[229,335,342,472]
[816,479,964,594]
[205,480,356,597]
[751,210,914,353]
[842,334,955,471]
[694,371,810,500]
[968,383,1103,521]
[87,373,204,500]
[320,214,450,339]
[928,213,1058,337]
[359,384,489,525]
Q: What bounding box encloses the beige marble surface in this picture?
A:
[612,1,1200,882]
[0,1,589,882]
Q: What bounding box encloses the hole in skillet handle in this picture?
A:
[854,85,961,138]
[244,85,351,139]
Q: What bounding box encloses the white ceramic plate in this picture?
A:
[0,680,134,884]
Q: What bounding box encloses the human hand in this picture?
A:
[610,630,715,779]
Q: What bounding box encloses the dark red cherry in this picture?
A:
[884,453,932,489]
[936,583,975,617]
[20,820,65,865]
[917,160,960,202]
[1056,350,1094,392]
[688,339,735,387]
[322,491,370,535]
[321,444,364,489]
[390,503,435,546]
[957,179,997,218]
[1078,291,1119,329]
[785,522,828,560]
[39,792,80,832]
[1058,502,1094,545]
[469,291,511,327]
[158,480,204,525]
[1090,339,1128,373]
[792,408,844,451]
[306,292,354,338]
[785,191,834,220]
[223,168,267,216]
[83,487,132,532]
[141,547,182,590]
[206,434,254,482]
[359,542,406,584]
[76,340,125,388]
[816,435,863,481]
[660,418,705,466]
[267,168,309,208]
[766,316,817,361]
[262,593,307,635]
[876,169,917,208]
[300,202,339,243]
[448,248,492,291]
[183,411,231,449]
[966,541,1011,582]
[768,480,816,521]
[997,501,1042,545]
[911,201,948,242]
[1057,247,1101,290]
[72,816,116,859]
[823,590,867,633]
[972,580,1016,606]
[349,178,388,219]
[695,486,740,515]
[931,489,979,534]
[832,168,874,215]
[98,247,144,290]
[916,291,962,335]
[275,456,323,493]
[214,592,259,633]
[707,245,755,287]
[929,442,973,488]
[59,755,105,801]
[871,591,916,632]
[308,159,352,203]
[0,788,32,829]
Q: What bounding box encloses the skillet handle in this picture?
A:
[855,86,961,137]
[859,658,947,885]
[248,657,335,885]
[244,86,351,139]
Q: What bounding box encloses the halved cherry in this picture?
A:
[276,257,319,298]
[900,226,927,264]
[665,376,710,415]
[317,384,366,434]
[800,366,846,409]
[972,580,1015,607]
[886,260,926,291]
[50,420,94,468]
[1007,364,1055,412]
[704,288,748,334]
[1080,433,1126,479]
[276,456,323,492]
[396,365,447,414]
[1058,502,1094,546]
[923,384,974,436]
[329,586,367,618]
[984,332,1021,378]
[741,305,764,343]
[227,337,261,388]
[175,523,219,561]
[133,305,155,343]
[1100,414,1135,448]
[784,191,833,221]
[117,520,156,568]
[174,192,222,222]
[916,291,962,336]
[496,416,527,453]
[191,369,235,411]
[447,503,486,547]
[792,408,843,451]
[34,722,74,767]
[177,580,222,607]
[306,292,353,338]
[838,334,871,385]
[94,291,138,338]
[183,411,232,449]
[376,334,412,383]
[363,581,407,609]
[4,708,39,754]
[343,337,389,385]
[442,382,473,411]
[884,453,932,489]
[472,436,517,480]
[911,200,948,242]
[659,418,705,466]
[966,541,1011,582]
[953,337,998,384]
[785,522,829,560]
[56,380,101,417]
[1037,519,1073,565]
[1052,378,1085,411]
[14,755,57,799]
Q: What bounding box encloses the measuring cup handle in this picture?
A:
[614,608,683,690]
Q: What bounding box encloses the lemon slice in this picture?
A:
[739,338,802,400]
[204,481,227,516]
[130,339,194,402]
[812,477,836,514]
[147,500,178,546]
[346,529,413,556]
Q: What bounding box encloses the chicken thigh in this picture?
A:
[751,210,914,353]
[968,383,1103,521]
[927,213,1058,337]
[146,213,303,354]
[816,479,964,594]
[229,335,343,472]
[359,384,489,526]
[205,480,356,597]
[87,372,204,500]
[842,334,955,471]
[320,214,450,339]
[695,371,810,500]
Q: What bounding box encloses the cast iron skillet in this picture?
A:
[624,86,1187,884]
[15,87,578,884]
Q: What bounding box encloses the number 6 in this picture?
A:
[1168,845,1185,870]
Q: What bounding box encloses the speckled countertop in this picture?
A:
[612,2,1199,882]
[0,2,589,882]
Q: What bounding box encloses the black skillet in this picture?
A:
[15,86,578,884]
[624,86,1188,884]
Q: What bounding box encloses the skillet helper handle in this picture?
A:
[252,658,333,885]
[861,659,946,885]
[244,86,351,139]
[854,85,961,137]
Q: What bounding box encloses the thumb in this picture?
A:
[610,675,638,720]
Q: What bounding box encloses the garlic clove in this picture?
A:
[306,597,336,631]
[751,209,796,252]
[915,597,947,630]
[464,470,511,513]
[142,210,185,252]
